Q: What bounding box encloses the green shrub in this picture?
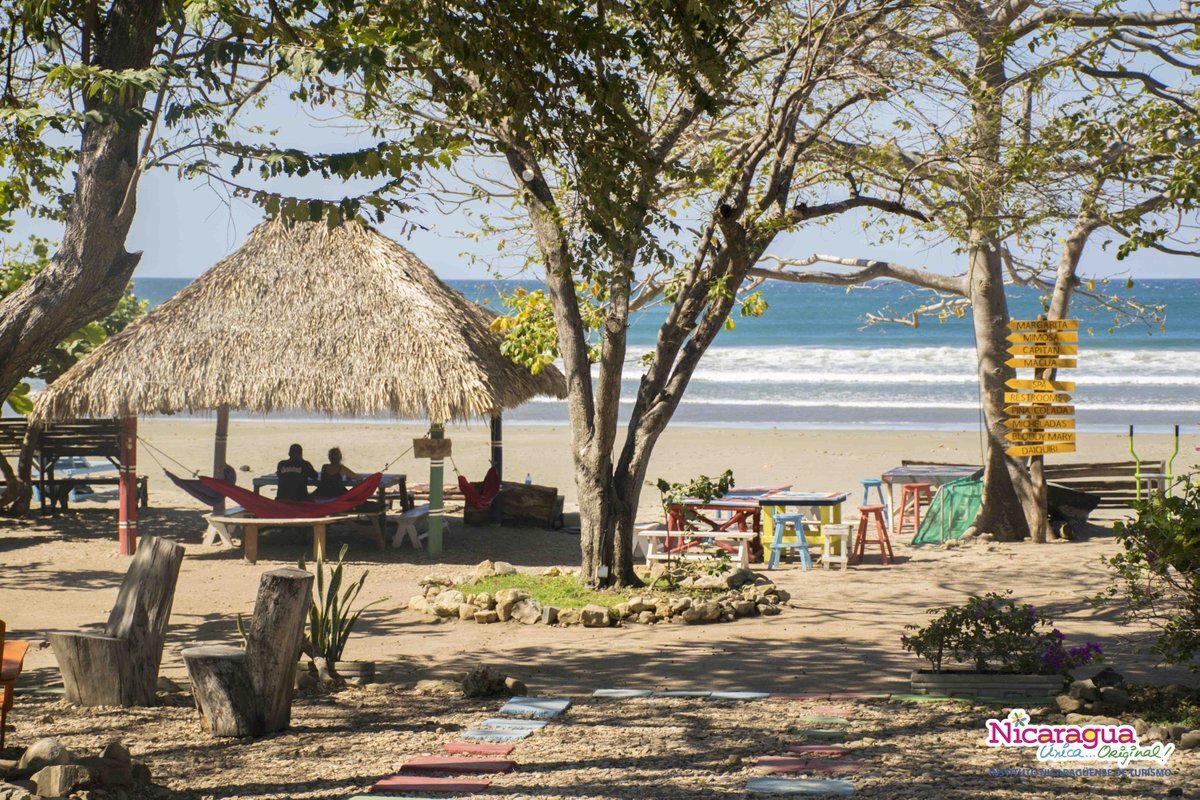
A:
[901,592,1102,674]
[1105,480,1200,670]
[300,544,386,664]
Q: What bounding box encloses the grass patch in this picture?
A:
[457,574,630,608]
[1126,683,1200,727]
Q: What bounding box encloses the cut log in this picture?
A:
[49,536,184,706]
[183,567,312,737]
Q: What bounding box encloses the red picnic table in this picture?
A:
[666,485,791,562]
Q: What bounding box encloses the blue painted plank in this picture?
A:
[711,691,771,700]
[592,688,654,698]
[652,690,712,698]
[499,696,572,717]
[746,777,855,795]
[480,717,550,730]
[461,727,533,741]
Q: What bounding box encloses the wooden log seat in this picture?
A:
[182,568,313,737]
[48,536,184,706]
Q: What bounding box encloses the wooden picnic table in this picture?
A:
[252,471,410,510]
[204,510,385,564]
[667,486,793,561]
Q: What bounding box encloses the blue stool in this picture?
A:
[768,512,812,570]
[861,478,889,527]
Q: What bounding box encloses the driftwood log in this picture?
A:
[183,567,312,737]
[49,536,184,706]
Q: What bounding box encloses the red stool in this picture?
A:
[895,482,932,536]
[851,505,893,565]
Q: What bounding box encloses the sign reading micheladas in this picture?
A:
[984,709,1174,766]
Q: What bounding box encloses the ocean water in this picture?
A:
[132,276,1200,432]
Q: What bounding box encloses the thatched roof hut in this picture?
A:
[32,217,565,423]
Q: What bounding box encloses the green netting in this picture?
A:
[912,478,982,544]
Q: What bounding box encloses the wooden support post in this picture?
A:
[428,422,444,558]
[212,404,229,514]
[183,567,313,737]
[489,414,503,526]
[118,416,138,556]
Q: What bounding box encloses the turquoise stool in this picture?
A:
[861,478,889,527]
[768,512,812,570]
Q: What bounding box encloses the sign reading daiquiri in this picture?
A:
[985,709,1174,766]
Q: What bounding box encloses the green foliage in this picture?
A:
[490,284,606,373]
[0,237,146,411]
[299,544,386,664]
[1124,683,1200,728]
[457,573,628,608]
[901,592,1103,675]
[1104,480,1200,670]
[655,469,735,523]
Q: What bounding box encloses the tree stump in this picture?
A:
[49,536,184,706]
[183,567,312,737]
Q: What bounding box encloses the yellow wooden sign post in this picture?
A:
[1004,318,1079,460]
[1006,442,1077,456]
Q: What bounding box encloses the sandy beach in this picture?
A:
[2,421,1190,693]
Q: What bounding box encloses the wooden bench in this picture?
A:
[1043,460,1164,509]
[1,620,30,748]
[48,536,184,706]
[391,503,430,549]
[203,510,385,563]
[635,528,756,569]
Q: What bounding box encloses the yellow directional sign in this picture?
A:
[1006,378,1076,391]
[1005,430,1076,443]
[1008,319,1079,331]
[1006,357,1077,369]
[1006,442,1077,457]
[1006,344,1078,356]
[1003,417,1076,429]
[1007,331,1079,343]
[1004,392,1072,403]
[1003,404,1075,416]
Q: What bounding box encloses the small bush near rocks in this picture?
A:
[901,591,1103,674]
[1125,682,1200,729]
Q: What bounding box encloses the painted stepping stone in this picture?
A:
[370,774,491,793]
[826,692,884,700]
[481,717,549,730]
[771,692,830,701]
[796,715,851,726]
[758,757,864,774]
[793,729,847,741]
[711,691,771,700]
[652,690,712,698]
[746,777,855,796]
[499,697,572,717]
[888,693,955,703]
[461,727,533,741]
[401,756,516,774]
[810,705,856,716]
[443,741,516,756]
[785,744,851,756]
[593,688,653,698]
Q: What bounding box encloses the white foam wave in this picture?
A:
[527,397,1200,412]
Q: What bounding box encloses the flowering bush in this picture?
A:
[901,592,1103,675]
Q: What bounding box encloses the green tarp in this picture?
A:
[911,477,982,544]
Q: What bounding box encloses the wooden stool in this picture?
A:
[895,482,932,536]
[850,505,893,565]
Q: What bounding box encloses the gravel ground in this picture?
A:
[5,686,1195,799]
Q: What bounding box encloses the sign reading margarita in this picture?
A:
[985,709,1174,766]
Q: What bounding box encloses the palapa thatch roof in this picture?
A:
[32,218,565,423]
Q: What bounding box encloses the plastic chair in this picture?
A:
[768,512,813,570]
[860,478,888,527]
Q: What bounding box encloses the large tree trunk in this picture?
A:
[0,0,161,404]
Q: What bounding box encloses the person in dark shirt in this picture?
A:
[314,447,360,498]
[277,443,318,500]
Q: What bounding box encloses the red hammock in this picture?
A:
[458,466,501,510]
[198,473,383,519]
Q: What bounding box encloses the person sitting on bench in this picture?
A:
[277,444,318,500]
[314,447,360,498]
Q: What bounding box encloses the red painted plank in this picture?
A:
[757,757,864,774]
[401,756,516,774]
[370,774,492,793]
[784,744,851,757]
[443,741,516,756]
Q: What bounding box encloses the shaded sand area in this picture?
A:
[6,688,1196,799]
[1,422,1189,691]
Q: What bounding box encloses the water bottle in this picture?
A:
[524,472,532,485]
